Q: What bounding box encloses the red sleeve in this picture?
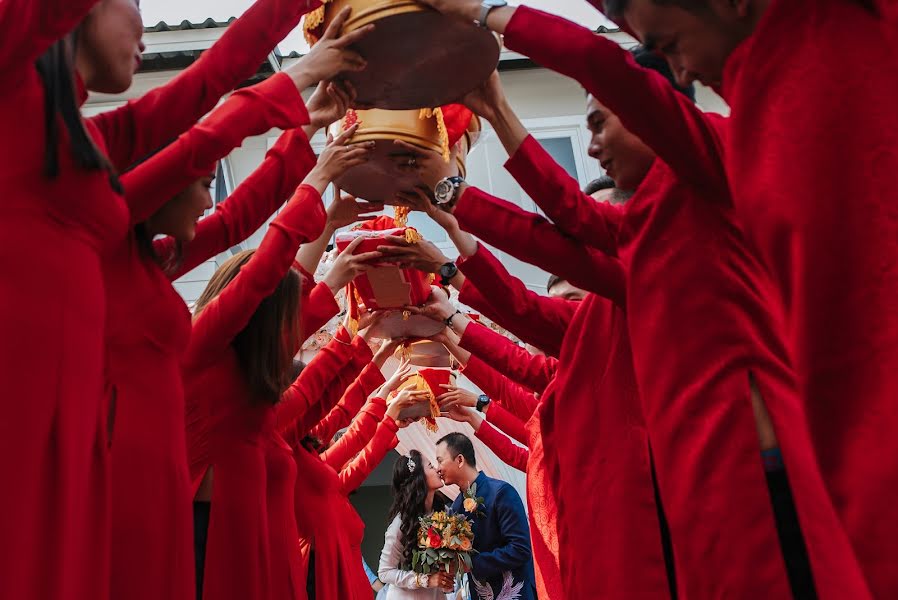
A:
[476,420,529,472]
[321,397,388,470]
[454,186,626,306]
[300,282,340,342]
[459,322,556,394]
[123,72,308,225]
[291,337,374,438]
[339,418,400,494]
[0,0,99,73]
[457,243,575,357]
[504,6,727,195]
[159,127,319,281]
[87,0,322,170]
[488,135,625,256]
[184,185,325,366]
[308,360,386,444]
[461,358,532,444]
[276,328,355,433]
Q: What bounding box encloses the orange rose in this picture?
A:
[463,497,478,513]
[460,538,473,552]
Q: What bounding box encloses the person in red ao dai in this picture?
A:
[183,126,373,600]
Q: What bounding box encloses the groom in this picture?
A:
[435,432,536,600]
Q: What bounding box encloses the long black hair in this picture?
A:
[387,450,449,569]
[35,32,122,193]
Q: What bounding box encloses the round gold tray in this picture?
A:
[318,0,501,109]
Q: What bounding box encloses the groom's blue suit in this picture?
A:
[451,471,536,600]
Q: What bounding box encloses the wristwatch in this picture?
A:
[477,0,508,28]
[439,262,458,286]
[476,394,491,412]
[433,176,465,207]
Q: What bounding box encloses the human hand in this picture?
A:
[372,337,405,368]
[460,70,508,124]
[386,387,431,422]
[394,186,461,226]
[305,125,374,193]
[292,7,372,86]
[323,235,382,293]
[306,80,355,130]
[382,358,413,397]
[404,286,455,323]
[427,571,455,590]
[391,140,458,192]
[327,192,384,231]
[436,385,478,409]
[376,237,450,273]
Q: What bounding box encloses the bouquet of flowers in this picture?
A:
[412,485,484,588]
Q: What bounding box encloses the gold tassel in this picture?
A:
[394,205,409,227]
[302,0,335,45]
[419,108,450,162]
[402,310,411,321]
[404,228,421,244]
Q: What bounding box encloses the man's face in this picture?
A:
[435,442,460,486]
[548,280,587,301]
[586,95,656,193]
[622,0,755,89]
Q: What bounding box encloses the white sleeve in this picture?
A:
[378,515,424,590]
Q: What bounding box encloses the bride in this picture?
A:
[378,450,455,598]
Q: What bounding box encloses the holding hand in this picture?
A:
[306,80,356,130]
[372,337,406,368]
[305,124,374,194]
[323,235,382,293]
[404,286,456,323]
[460,70,508,124]
[291,7,372,88]
[386,387,432,424]
[392,141,458,193]
[436,385,478,410]
[440,403,483,431]
[377,237,451,274]
[327,192,384,231]
[382,358,413,398]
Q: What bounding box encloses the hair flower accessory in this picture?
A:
[407,456,416,473]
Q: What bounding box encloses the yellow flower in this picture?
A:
[463,497,478,513]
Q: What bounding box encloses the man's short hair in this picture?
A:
[547,275,566,293]
[583,176,616,196]
[603,0,708,20]
[436,432,477,468]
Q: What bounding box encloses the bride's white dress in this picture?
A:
[378,515,456,599]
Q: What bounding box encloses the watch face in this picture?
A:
[435,180,452,204]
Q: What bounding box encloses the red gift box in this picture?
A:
[335,225,432,311]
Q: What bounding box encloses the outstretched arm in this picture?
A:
[476,419,529,472]
[339,418,400,494]
[185,183,326,365]
[88,1,368,170]
[0,0,100,73]
[321,396,387,470]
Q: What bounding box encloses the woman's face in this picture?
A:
[146,175,214,242]
[423,460,443,492]
[78,0,145,93]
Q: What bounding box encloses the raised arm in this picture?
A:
[185,183,326,365]
[339,417,400,494]
[476,420,529,472]
[88,2,368,169]
[162,127,319,281]
[275,328,356,433]
[0,0,100,73]
[310,361,386,447]
[458,321,557,394]
[321,396,387,470]
[454,178,626,307]
[501,7,727,194]
[471,485,533,580]
[125,71,308,225]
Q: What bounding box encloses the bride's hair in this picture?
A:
[387,450,448,569]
